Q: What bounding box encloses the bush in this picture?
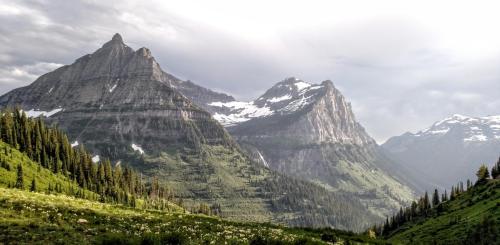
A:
[320,233,337,243]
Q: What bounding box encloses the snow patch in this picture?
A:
[48,87,54,94]
[267,95,292,103]
[92,155,100,163]
[464,134,488,142]
[294,81,311,91]
[257,151,269,168]
[71,141,79,147]
[279,94,315,112]
[24,108,63,118]
[131,143,144,154]
[209,101,273,126]
[109,84,117,93]
[427,129,449,135]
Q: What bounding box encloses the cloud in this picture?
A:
[0,62,63,92]
[1,0,500,143]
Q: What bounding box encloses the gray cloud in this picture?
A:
[1,0,499,142]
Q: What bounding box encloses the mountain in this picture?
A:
[185,77,416,217]
[383,114,500,190]
[0,33,235,155]
[0,34,381,230]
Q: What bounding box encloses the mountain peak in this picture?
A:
[102,33,126,48]
[112,33,123,42]
[321,80,334,88]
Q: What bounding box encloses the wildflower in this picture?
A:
[77,218,88,224]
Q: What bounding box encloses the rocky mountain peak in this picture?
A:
[112,33,123,42]
[101,33,128,49]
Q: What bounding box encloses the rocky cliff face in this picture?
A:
[226,78,375,145]
[195,78,416,217]
[383,114,500,190]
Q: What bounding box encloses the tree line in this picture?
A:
[0,107,175,209]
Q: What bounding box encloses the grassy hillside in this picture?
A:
[0,187,387,244]
[387,179,500,244]
[0,140,95,198]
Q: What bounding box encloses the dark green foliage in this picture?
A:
[476,164,490,184]
[432,189,440,207]
[464,215,499,245]
[30,177,36,192]
[0,158,10,170]
[15,164,23,189]
[97,232,188,245]
[257,172,376,231]
[491,157,500,179]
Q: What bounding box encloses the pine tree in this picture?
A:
[432,189,440,207]
[423,191,431,211]
[491,157,500,179]
[30,178,36,192]
[15,164,23,189]
[476,164,490,184]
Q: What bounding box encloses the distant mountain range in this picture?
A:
[0,34,414,230]
[383,114,500,191]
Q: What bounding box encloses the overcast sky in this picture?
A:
[1,0,500,142]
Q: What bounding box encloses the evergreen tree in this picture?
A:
[423,191,431,211]
[491,157,500,179]
[15,164,23,189]
[30,178,36,192]
[476,164,490,184]
[442,189,448,202]
[432,189,440,207]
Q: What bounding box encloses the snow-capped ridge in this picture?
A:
[410,113,500,142]
[208,77,333,126]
